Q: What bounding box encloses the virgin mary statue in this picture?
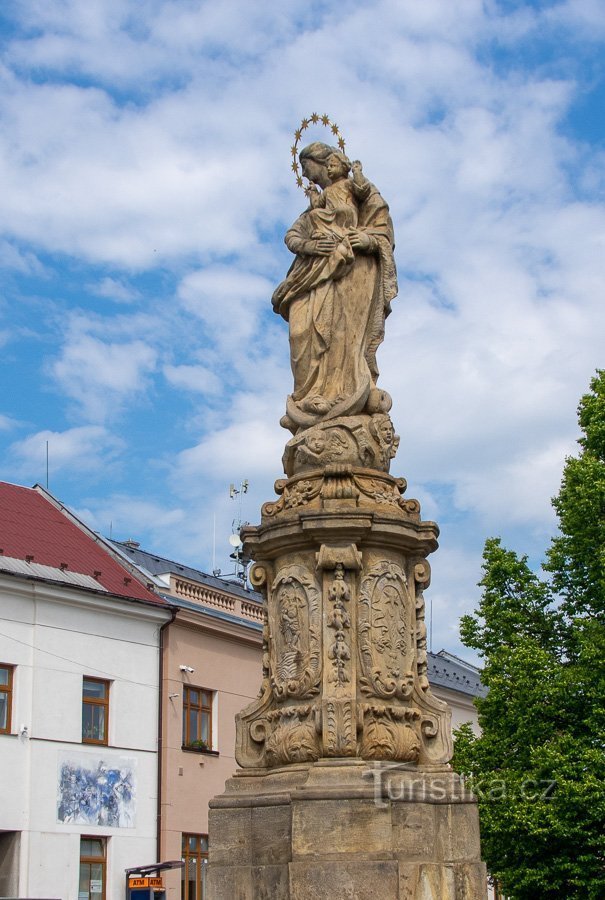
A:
[272,141,398,434]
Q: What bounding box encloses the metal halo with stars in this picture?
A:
[291,113,347,189]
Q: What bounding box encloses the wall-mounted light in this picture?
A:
[179,665,195,674]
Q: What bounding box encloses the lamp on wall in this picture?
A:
[179,665,195,673]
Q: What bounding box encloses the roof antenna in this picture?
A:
[212,513,221,577]
[228,480,249,585]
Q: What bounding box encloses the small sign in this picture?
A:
[129,876,149,887]
[90,880,103,893]
[149,877,163,888]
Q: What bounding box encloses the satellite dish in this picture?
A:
[229,533,242,548]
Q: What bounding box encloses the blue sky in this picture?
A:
[1,0,605,656]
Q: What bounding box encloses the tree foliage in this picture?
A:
[454,371,605,899]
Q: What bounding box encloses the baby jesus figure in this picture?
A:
[304,152,371,275]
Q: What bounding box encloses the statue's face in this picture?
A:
[307,432,327,453]
[327,154,347,180]
[301,156,330,189]
[379,419,394,443]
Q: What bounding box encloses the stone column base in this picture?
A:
[207,760,487,899]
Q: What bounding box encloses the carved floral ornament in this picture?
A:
[264,704,320,766]
[360,704,421,762]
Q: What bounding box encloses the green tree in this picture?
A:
[454,371,605,899]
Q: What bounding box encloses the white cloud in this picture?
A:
[0,414,18,431]
[89,277,140,303]
[74,494,187,545]
[163,364,222,395]
[51,320,158,421]
[9,425,124,480]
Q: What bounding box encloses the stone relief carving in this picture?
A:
[414,561,431,691]
[326,563,352,689]
[360,704,421,762]
[261,469,421,522]
[282,414,400,476]
[368,413,400,469]
[358,560,415,699]
[265,705,320,766]
[324,698,355,757]
[270,566,321,699]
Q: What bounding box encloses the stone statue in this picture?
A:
[208,120,487,900]
[272,141,398,435]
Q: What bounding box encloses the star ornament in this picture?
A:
[290,114,347,190]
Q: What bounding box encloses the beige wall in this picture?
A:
[160,611,262,899]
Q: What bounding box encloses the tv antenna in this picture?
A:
[228,480,249,585]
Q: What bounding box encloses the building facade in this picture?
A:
[0,483,171,899]
[112,543,264,900]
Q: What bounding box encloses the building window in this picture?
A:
[79,836,106,900]
[182,687,213,750]
[82,677,109,745]
[0,665,13,734]
[182,833,208,900]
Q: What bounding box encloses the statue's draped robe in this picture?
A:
[272,182,398,430]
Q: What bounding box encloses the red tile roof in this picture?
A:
[0,482,164,605]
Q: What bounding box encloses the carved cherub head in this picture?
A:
[306,431,327,455]
[370,413,395,446]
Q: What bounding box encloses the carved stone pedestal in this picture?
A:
[207,466,487,899]
[208,759,487,899]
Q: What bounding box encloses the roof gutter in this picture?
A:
[157,605,177,863]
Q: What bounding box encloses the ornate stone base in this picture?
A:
[207,760,487,899]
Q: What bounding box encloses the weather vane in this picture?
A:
[290,113,346,188]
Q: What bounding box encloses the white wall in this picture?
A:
[0,575,169,900]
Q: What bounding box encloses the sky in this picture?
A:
[1,0,604,658]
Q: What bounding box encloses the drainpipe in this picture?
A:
[157,606,177,863]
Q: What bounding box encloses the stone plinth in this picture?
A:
[207,466,487,899]
[208,760,487,899]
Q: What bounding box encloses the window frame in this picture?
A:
[182,686,214,751]
[82,676,110,746]
[181,832,208,900]
[0,664,14,735]
[79,835,107,900]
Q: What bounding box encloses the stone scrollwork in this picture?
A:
[353,475,406,511]
[270,566,321,699]
[262,477,322,517]
[358,560,415,699]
